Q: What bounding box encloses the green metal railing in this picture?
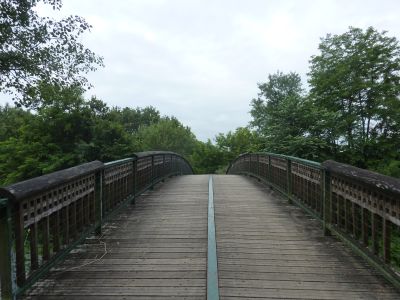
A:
[227,152,400,288]
[0,151,193,300]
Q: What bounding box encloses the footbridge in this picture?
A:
[1,151,400,299]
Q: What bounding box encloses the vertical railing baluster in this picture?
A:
[352,202,357,238]
[162,154,166,181]
[52,210,60,253]
[268,156,272,182]
[323,170,331,236]
[79,197,84,231]
[287,159,292,204]
[151,155,156,187]
[132,160,137,203]
[30,222,39,270]
[15,202,26,286]
[70,201,77,240]
[344,198,348,233]
[361,207,369,246]
[0,199,16,299]
[371,213,379,255]
[63,206,70,246]
[95,170,103,235]
[383,218,391,263]
[42,216,50,261]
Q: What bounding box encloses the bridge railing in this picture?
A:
[227,152,400,286]
[0,151,193,299]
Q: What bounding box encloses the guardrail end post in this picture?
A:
[0,199,17,300]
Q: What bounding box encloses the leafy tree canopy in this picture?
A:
[0,0,103,107]
[137,117,197,157]
[308,26,400,168]
[215,127,263,161]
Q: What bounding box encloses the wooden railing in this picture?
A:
[227,152,400,287]
[0,151,193,299]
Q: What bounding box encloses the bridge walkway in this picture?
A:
[214,175,399,299]
[23,175,399,299]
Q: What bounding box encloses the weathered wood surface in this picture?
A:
[23,175,208,300]
[21,174,400,299]
[213,175,400,299]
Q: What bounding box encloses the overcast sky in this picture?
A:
[1,0,400,141]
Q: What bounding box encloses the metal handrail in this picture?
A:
[0,151,193,299]
[227,152,400,289]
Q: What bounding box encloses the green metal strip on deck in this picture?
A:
[207,175,220,300]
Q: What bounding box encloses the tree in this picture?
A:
[0,104,32,140]
[250,71,303,133]
[308,27,400,168]
[0,84,134,184]
[190,140,226,174]
[108,106,160,134]
[215,127,263,162]
[249,71,327,160]
[0,0,103,107]
[136,117,197,157]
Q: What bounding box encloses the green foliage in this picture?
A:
[0,0,103,107]
[107,106,160,134]
[137,117,197,157]
[1,23,399,183]
[215,127,263,162]
[308,27,400,173]
[0,85,164,185]
[190,140,226,174]
[249,28,400,176]
[250,71,329,160]
[0,104,32,140]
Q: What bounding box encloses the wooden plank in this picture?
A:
[219,287,399,299]
[20,174,400,299]
[22,175,209,299]
[213,175,400,300]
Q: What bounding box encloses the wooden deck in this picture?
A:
[213,175,399,299]
[23,174,400,299]
[25,175,209,299]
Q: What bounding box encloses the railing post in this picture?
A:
[361,207,369,246]
[0,199,16,300]
[268,155,272,182]
[352,202,357,238]
[383,217,391,263]
[134,159,138,197]
[150,155,155,190]
[14,202,25,287]
[287,159,292,204]
[323,170,331,236]
[162,154,166,181]
[95,170,103,235]
[371,213,379,255]
[131,160,137,204]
